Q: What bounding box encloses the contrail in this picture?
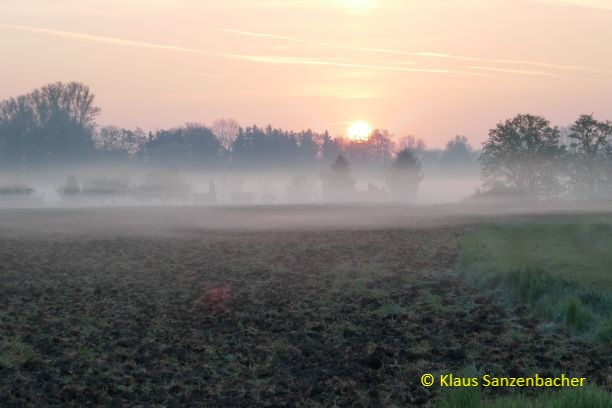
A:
[225,54,500,77]
[415,52,609,75]
[220,27,610,75]
[467,66,565,78]
[0,23,500,78]
[0,23,215,56]
[220,28,304,43]
[0,23,561,80]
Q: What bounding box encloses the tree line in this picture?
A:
[0,82,477,174]
[481,113,612,200]
[1,81,610,200]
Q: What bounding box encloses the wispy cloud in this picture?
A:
[0,23,568,80]
[220,28,303,43]
[467,66,565,78]
[225,54,497,77]
[220,27,611,76]
[0,23,215,56]
[414,52,609,74]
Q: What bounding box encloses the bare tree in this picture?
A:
[212,118,240,152]
[368,129,396,164]
[397,135,427,153]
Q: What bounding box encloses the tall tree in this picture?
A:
[567,114,612,197]
[143,124,223,168]
[323,155,355,200]
[95,126,147,161]
[386,148,423,202]
[0,81,100,167]
[212,118,240,152]
[230,125,301,169]
[439,135,478,174]
[480,114,564,198]
[320,132,342,163]
[397,135,427,152]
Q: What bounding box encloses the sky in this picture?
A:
[1,0,612,147]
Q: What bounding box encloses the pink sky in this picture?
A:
[1,0,612,147]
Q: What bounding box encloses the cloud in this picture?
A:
[0,23,214,55]
[220,27,611,76]
[466,66,565,78]
[219,28,303,43]
[225,54,497,77]
[0,23,572,80]
[0,24,498,78]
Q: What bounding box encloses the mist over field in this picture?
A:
[1,82,611,211]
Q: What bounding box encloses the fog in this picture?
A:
[1,82,610,218]
[1,160,611,240]
[0,162,482,208]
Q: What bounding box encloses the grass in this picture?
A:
[451,217,612,406]
[438,384,612,408]
[457,219,612,342]
[458,218,612,288]
[0,337,39,369]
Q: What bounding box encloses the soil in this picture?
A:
[0,208,610,406]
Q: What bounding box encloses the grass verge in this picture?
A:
[438,384,612,408]
[457,220,612,342]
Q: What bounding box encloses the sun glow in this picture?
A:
[339,0,375,12]
[347,121,372,142]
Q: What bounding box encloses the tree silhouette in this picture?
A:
[212,118,240,152]
[480,114,564,198]
[386,148,423,202]
[567,114,612,197]
[439,135,478,175]
[323,155,355,200]
[0,81,100,167]
[143,124,223,168]
[343,129,395,168]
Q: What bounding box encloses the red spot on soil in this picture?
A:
[200,284,232,314]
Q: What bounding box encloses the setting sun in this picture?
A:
[347,121,372,142]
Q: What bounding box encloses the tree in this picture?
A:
[230,125,300,169]
[367,129,395,164]
[439,135,478,175]
[212,118,239,152]
[386,148,423,202]
[397,135,426,152]
[342,129,395,168]
[480,114,564,199]
[323,155,355,200]
[320,132,342,163]
[295,130,319,168]
[567,114,612,197]
[95,126,146,161]
[143,124,223,168]
[0,81,100,167]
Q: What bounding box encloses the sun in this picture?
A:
[347,121,372,142]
